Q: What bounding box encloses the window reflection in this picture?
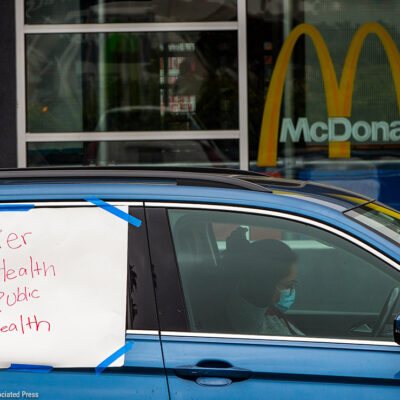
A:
[25,0,237,24]
[26,32,238,133]
[27,140,239,167]
[247,0,400,210]
[168,208,400,340]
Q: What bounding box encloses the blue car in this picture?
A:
[1,167,400,399]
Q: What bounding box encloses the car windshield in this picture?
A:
[344,202,400,245]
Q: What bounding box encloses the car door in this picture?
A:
[146,203,400,400]
[0,203,169,400]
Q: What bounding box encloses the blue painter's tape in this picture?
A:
[0,205,34,212]
[85,197,142,227]
[95,342,133,375]
[8,364,53,373]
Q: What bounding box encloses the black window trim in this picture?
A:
[145,206,190,332]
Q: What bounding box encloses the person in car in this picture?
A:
[226,237,304,336]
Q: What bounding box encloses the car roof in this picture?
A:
[0,167,373,212]
[0,167,397,263]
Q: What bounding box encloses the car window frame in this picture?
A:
[145,206,190,332]
[145,201,400,347]
[126,205,159,332]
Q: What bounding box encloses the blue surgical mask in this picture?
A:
[275,289,295,313]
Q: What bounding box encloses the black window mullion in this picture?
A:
[145,207,189,332]
[127,206,159,331]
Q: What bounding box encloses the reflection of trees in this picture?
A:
[102,33,160,118]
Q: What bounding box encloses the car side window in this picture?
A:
[167,208,400,341]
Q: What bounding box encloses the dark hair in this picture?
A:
[239,239,297,307]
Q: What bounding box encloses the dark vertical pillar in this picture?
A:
[0,1,17,167]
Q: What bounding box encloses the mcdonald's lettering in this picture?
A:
[257,23,400,167]
[280,118,400,143]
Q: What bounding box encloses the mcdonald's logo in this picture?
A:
[257,23,400,167]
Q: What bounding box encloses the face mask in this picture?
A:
[275,289,295,313]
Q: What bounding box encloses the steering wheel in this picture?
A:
[373,286,400,337]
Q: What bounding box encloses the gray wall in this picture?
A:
[0,1,17,168]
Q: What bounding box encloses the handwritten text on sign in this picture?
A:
[0,228,54,333]
[0,207,128,368]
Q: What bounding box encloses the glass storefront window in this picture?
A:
[18,0,400,210]
[27,140,239,168]
[25,0,237,24]
[247,0,400,209]
[26,31,238,133]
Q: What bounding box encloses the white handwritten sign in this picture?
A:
[0,206,129,368]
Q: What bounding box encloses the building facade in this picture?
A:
[2,0,400,208]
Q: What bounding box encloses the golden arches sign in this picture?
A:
[257,23,400,167]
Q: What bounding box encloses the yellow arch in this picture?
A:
[340,23,400,116]
[257,22,400,167]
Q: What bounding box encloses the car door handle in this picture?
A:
[174,359,251,382]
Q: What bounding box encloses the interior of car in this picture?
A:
[168,208,400,341]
